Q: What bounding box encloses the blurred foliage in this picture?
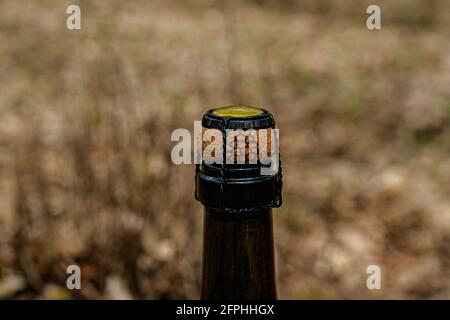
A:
[0,0,449,299]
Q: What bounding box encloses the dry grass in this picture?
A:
[0,0,449,299]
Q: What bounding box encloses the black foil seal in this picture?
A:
[195,106,283,214]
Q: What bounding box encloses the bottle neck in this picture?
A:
[201,208,277,300]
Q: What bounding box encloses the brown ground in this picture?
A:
[0,0,449,299]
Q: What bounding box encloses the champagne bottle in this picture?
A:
[195,105,282,300]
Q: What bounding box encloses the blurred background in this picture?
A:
[0,0,449,299]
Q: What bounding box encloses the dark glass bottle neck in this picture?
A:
[201,208,277,300]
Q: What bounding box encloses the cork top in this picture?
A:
[212,105,265,118]
[203,105,275,130]
[196,105,282,212]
